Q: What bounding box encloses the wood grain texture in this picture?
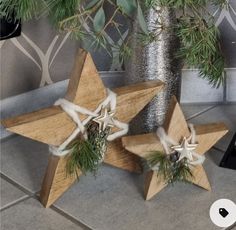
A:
[164,96,190,143]
[122,96,228,200]
[2,81,164,147]
[144,171,167,200]
[104,139,142,173]
[40,155,81,208]
[190,165,211,191]
[194,123,228,155]
[122,133,162,158]
[1,49,165,207]
[114,81,164,123]
[65,49,107,106]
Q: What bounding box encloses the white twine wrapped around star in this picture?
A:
[49,89,128,156]
[152,124,205,170]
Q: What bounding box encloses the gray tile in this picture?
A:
[180,70,224,103]
[0,198,84,230]
[226,69,236,102]
[181,104,215,120]
[54,148,236,230]
[0,177,28,209]
[1,136,49,192]
[189,105,236,151]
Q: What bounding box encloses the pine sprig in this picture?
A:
[176,17,225,87]
[147,151,193,184]
[48,0,79,26]
[170,158,193,184]
[143,0,226,87]
[0,0,44,21]
[66,121,109,178]
[158,0,207,8]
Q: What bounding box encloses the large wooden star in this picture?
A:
[1,49,164,207]
[122,97,228,200]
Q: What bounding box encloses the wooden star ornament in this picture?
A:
[171,137,198,162]
[1,49,165,207]
[122,97,228,201]
[93,106,115,131]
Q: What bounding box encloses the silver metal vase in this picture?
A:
[125,6,182,134]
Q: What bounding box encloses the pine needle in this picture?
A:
[176,17,225,87]
[147,151,194,184]
[66,121,109,178]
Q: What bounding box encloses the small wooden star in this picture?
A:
[122,96,228,200]
[1,49,164,207]
[93,106,115,131]
[171,137,198,162]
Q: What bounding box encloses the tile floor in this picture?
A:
[0,104,236,230]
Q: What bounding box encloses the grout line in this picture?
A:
[0,173,91,230]
[0,196,31,212]
[186,104,218,121]
[0,173,93,229]
[0,172,36,197]
[50,205,93,230]
[31,193,94,230]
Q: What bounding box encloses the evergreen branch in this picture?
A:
[0,0,44,21]
[176,17,225,87]
[58,0,103,29]
[48,0,79,26]
[66,121,109,178]
[158,0,207,8]
[147,151,194,184]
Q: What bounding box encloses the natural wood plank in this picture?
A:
[144,171,166,200]
[190,164,211,191]
[40,155,81,207]
[164,96,190,142]
[65,49,107,106]
[122,133,163,158]
[3,110,75,146]
[114,80,164,123]
[195,123,228,155]
[104,139,142,173]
